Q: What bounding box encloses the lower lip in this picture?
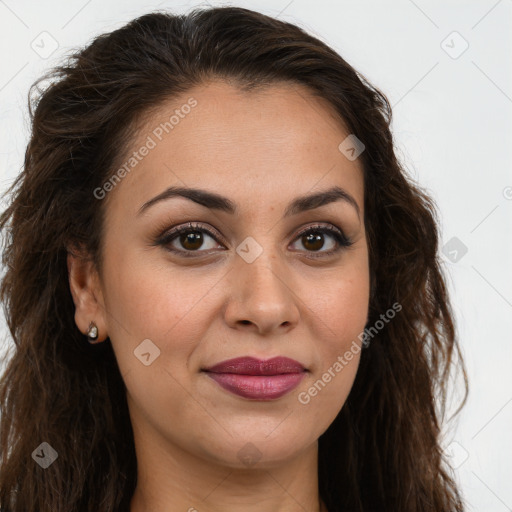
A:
[205,372,306,400]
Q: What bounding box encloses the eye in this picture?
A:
[155,222,353,258]
[156,222,224,257]
[290,224,353,258]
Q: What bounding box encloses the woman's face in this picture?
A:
[86,80,369,468]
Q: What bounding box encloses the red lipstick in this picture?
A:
[203,356,307,400]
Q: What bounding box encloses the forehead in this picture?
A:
[105,80,364,218]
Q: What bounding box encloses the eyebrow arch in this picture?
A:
[137,185,360,219]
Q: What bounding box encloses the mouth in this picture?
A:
[202,356,307,400]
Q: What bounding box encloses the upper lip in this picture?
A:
[203,356,306,375]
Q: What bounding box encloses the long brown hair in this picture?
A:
[0,7,468,511]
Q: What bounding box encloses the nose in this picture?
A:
[223,248,300,336]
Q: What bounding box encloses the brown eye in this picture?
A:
[179,231,205,251]
[301,232,327,252]
[156,222,353,259]
[157,222,224,256]
[290,224,353,257]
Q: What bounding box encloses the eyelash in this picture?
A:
[154,221,354,259]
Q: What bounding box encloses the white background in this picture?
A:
[1,1,511,510]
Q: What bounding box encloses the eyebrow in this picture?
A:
[137,185,360,219]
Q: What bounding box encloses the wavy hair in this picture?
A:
[0,7,468,511]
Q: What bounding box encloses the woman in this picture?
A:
[0,6,468,511]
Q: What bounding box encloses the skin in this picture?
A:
[68,80,370,512]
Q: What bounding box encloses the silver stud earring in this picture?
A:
[87,321,99,343]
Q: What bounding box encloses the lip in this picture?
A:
[202,356,307,400]
[204,356,306,375]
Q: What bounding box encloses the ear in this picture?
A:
[67,244,108,342]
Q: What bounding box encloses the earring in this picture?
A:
[87,321,99,343]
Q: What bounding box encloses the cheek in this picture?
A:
[327,274,369,343]
[312,282,368,386]
[307,250,370,349]
[105,239,220,328]
[297,255,369,420]
[100,247,210,373]
[101,252,211,428]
